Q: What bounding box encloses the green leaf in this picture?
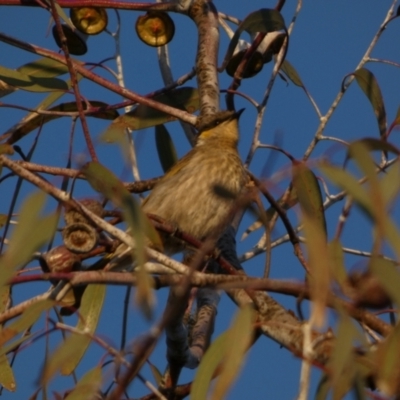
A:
[42,333,90,384]
[0,191,58,286]
[353,68,387,137]
[155,124,178,173]
[82,161,132,207]
[328,239,347,287]
[292,161,327,236]
[347,138,400,157]
[281,60,304,87]
[5,73,83,144]
[0,65,69,92]
[380,160,400,206]
[17,58,69,78]
[61,284,106,375]
[0,300,54,347]
[0,349,15,392]
[6,101,118,145]
[101,87,199,143]
[147,361,163,386]
[0,287,15,391]
[370,257,400,306]
[330,312,358,400]
[64,366,102,400]
[319,162,373,218]
[373,321,400,396]
[192,306,254,400]
[83,162,159,318]
[210,306,254,400]
[315,373,330,400]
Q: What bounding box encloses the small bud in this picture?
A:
[62,223,98,254]
[42,246,81,273]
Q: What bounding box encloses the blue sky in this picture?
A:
[1,1,400,399]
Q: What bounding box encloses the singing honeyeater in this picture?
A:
[110,109,247,266]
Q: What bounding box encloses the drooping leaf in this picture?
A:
[64,366,102,400]
[0,285,15,392]
[315,373,330,400]
[281,60,304,87]
[370,257,400,306]
[380,160,400,206]
[147,360,162,386]
[373,321,400,396]
[0,191,58,287]
[347,138,400,157]
[210,306,254,400]
[0,349,15,392]
[319,162,373,219]
[83,162,158,318]
[0,65,68,92]
[42,333,90,384]
[352,68,387,137]
[348,143,400,258]
[155,124,178,173]
[302,212,329,328]
[328,239,347,288]
[61,284,106,375]
[101,87,199,143]
[82,161,132,207]
[292,161,327,236]
[330,310,365,400]
[17,58,69,78]
[192,306,254,400]
[6,101,118,145]
[0,300,54,347]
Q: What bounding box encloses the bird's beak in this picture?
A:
[234,108,245,119]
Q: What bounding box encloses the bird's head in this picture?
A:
[196,109,244,145]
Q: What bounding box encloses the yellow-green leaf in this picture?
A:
[0,300,54,347]
[281,60,303,87]
[370,257,400,306]
[302,212,329,328]
[0,191,58,286]
[6,101,117,145]
[328,239,346,288]
[319,162,373,218]
[0,349,15,392]
[155,124,178,173]
[210,305,254,400]
[373,322,400,396]
[192,306,254,400]
[64,366,102,400]
[0,65,68,92]
[353,68,387,137]
[101,87,199,143]
[292,161,327,236]
[17,57,69,78]
[61,284,106,375]
[42,333,90,383]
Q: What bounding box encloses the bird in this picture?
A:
[110,109,247,267]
